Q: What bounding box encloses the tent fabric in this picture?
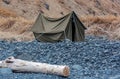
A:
[31,11,86,42]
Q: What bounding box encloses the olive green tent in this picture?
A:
[31,11,86,42]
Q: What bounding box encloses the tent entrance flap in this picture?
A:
[72,17,76,41]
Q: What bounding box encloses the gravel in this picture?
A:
[0,36,120,79]
[0,68,12,74]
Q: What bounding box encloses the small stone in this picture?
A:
[72,65,82,70]
[110,75,120,79]
[44,3,49,10]
[2,0,10,4]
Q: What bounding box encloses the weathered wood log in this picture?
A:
[0,61,2,68]
[0,56,70,77]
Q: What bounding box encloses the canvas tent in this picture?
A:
[31,11,86,42]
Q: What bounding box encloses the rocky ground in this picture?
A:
[0,36,120,79]
[0,0,120,41]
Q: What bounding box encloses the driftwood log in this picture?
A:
[0,56,70,77]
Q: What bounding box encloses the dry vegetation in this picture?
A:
[0,7,34,41]
[0,7,17,17]
[0,17,34,41]
[81,15,120,40]
[0,0,120,41]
